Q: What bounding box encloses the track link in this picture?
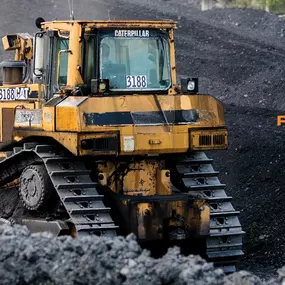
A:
[0,143,118,238]
[175,151,244,273]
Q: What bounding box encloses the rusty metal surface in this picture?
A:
[97,159,170,196]
[2,108,14,142]
[104,191,208,241]
[14,109,42,128]
[42,20,177,30]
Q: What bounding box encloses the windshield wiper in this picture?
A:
[159,38,165,84]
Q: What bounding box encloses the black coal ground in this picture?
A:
[1,0,285,281]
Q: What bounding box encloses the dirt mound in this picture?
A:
[209,105,285,276]
[0,223,281,285]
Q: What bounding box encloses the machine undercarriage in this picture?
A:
[0,140,243,272]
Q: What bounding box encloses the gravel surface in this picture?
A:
[1,0,285,281]
[0,223,282,285]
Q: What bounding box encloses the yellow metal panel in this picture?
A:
[28,84,41,93]
[42,107,55,131]
[54,132,78,154]
[168,29,177,89]
[66,22,84,89]
[135,126,169,134]
[1,83,40,90]
[76,94,225,133]
[96,159,171,196]
[0,101,35,109]
[43,20,176,30]
[56,107,80,131]
[12,93,227,155]
[118,129,188,155]
[80,95,159,113]
[42,22,72,32]
[133,132,188,154]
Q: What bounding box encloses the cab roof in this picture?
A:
[42,20,177,30]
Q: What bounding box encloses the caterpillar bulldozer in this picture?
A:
[0,18,243,272]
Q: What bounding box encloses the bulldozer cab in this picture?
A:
[99,30,170,91]
[33,20,178,98]
[31,20,188,132]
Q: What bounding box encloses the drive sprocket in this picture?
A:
[19,164,51,211]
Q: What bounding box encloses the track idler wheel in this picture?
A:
[19,165,52,211]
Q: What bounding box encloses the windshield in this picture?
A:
[99,31,171,92]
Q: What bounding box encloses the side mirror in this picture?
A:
[33,33,44,77]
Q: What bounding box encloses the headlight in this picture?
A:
[91,79,109,95]
[99,82,107,92]
[180,78,199,94]
[187,80,195,91]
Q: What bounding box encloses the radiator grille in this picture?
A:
[94,138,110,150]
[198,134,226,146]
[199,135,212,146]
[213,134,226,145]
[81,137,118,151]
[191,130,228,150]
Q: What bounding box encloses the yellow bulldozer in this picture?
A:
[0,17,243,272]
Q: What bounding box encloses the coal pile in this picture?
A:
[1,0,285,279]
[0,223,282,285]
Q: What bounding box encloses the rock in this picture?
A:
[0,223,282,284]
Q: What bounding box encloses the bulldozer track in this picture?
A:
[0,142,242,272]
[175,151,244,273]
[0,142,118,238]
